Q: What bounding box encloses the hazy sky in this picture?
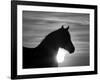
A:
[23,11,89,67]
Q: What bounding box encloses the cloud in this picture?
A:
[23,11,89,26]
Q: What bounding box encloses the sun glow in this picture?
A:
[56,48,67,63]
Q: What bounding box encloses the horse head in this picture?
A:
[54,25,75,54]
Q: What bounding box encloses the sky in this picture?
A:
[23,11,89,67]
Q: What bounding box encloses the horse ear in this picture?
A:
[66,26,69,30]
[61,25,64,29]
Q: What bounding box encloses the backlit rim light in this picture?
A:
[56,48,67,63]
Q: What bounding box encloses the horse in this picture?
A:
[23,25,75,68]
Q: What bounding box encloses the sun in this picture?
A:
[56,48,67,63]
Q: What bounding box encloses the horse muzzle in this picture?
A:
[69,46,75,54]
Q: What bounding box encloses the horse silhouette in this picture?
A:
[23,25,75,68]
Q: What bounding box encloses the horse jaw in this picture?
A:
[56,48,68,63]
